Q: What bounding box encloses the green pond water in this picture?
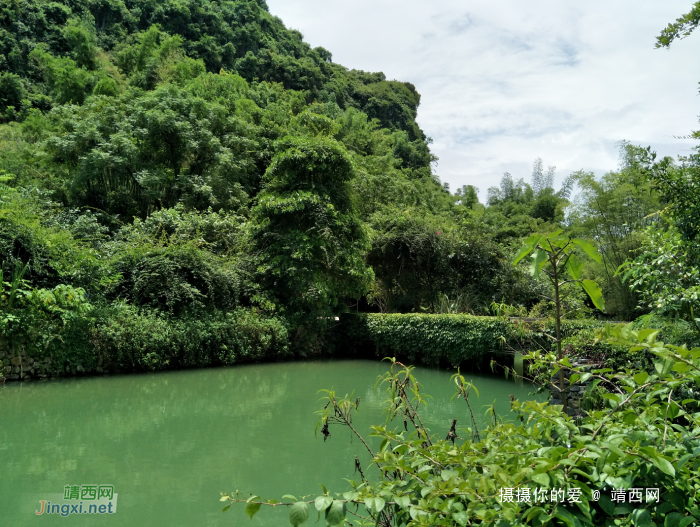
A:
[0,360,543,526]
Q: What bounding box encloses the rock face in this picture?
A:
[0,350,61,383]
[0,347,106,383]
[549,360,597,418]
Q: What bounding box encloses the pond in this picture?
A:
[0,360,543,526]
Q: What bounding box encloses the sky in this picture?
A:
[265,0,700,199]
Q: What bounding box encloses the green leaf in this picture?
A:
[530,249,547,279]
[680,517,697,527]
[453,511,469,526]
[666,491,685,511]
[637,329,660,342]
[631,508,653,527]
[572,238,603,264]
[282,495,298,501]
[441,469,458,481]
[245,501,261,520]
[325,500,346,526]
[652,455,675,476]
[581,279,605,311]
[553,508,576,527]
[513,235,542,264]
[525,507,546,521]
[315,495,333,512]
[599,494,615,515]
[665,512,684,527]
[633,371,648,385]
[394,496,411,509]
[531,473,549,486]
[365,497,385,514]
[677,453,694,470]
[289,501,310,527]
[566,253,583,280]
[655,358,675,375]
[623,411,637,424]
[220,496,229,502]
[342,491,359,502]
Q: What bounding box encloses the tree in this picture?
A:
[656,1,700,48]
[455,184,479,208]
[622,226,700,318]
[567,143,664,319]
[251,134,373,324]
[42,85,257,217]
[0,73,25,121]
[514,230,605,412]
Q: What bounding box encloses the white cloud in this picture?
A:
[266,0,700,197]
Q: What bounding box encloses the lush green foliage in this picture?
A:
[567,144,663,320]
[252,134,373,322]
[657,1,700,48]
[222,341,700,526]
[1,0,590,373]
[91,304,289,372]
[339,313,516,367]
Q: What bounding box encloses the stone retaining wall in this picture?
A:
[1,350,55,382]
[550,360,598,418]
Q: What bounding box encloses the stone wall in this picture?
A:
[549,359,597,418]
[0,350,54,382]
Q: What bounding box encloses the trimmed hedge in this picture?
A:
[1,305,291,380]
[338,313,517,368]
[91,306,291,372]
[337,314,618,370]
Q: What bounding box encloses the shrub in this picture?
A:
[338,313,516,368]
[111,244,243,315]
[91,306,290,372]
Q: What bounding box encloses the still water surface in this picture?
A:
[0,360,542,526]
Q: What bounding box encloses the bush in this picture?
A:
[338,313,516,368]
[91,306,290,372]
[111,244,243,315]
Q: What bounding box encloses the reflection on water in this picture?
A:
[0,360,543,526]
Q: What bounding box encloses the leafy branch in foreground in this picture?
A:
[220,346,700,526]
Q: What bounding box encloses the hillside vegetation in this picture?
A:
[0,0,697,373]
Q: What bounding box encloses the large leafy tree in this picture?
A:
[619,11,700,320]
[251,132,373,322]
[483,159,574,244]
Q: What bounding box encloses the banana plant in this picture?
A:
[514,230,605,412]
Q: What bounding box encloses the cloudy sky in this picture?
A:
[266,0,700,198]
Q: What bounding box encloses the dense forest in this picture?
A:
[2,1,700,526]
[2,0,700,372]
